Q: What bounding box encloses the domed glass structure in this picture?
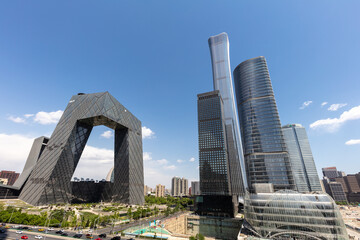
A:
[244,190,349,239]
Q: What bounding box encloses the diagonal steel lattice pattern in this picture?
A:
[19,92,144,206]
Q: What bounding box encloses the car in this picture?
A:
[22,227,29,230]
[127,238,135,240]
[61,232,68,236]
[47,227,54,231]
[110,237,121,240]
[21,236,28,239]
[4,226,10,229]
[95,238,102,240]
[86,234,93,239]
[35,235,43,239]
[99,233,107,238]
[16,231,23,234]
[0,229,5,233]
[55,230,63,234]
[73,234,83,238]
[38,228,45,232]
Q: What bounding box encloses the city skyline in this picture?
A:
[1,1,360,189]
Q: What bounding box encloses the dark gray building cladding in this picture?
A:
[0,136,48,199]
[198,91,231,195]
[18,92,144,206]
[197,91,240,217]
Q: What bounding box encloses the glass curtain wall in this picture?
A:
[244,190,349,240]
[208,32,247,195]
[282,124,322,192]
[233,56,294,191]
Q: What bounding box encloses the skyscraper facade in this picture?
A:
[322,167,341,180]
[198,91,231,195]
[233,56,294,191]
[282,124,322,192]
[208,32,246,195]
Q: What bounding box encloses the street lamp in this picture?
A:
[8,207,15,225]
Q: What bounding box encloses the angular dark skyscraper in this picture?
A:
[19,92,144,206]
[208,32,247,195]
[233,56,294,191]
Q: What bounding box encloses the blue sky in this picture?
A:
[0,1,359,188]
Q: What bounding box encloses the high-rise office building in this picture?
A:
[155,184,165,197]
[322,177,348,202]
[322,167,340,180]
[282,124,322,192]
[198,91,231,195]
[233,56,294,191]
[208,32,246,195]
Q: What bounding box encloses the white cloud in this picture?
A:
[143,152,152,161]
[321,102,328,107]
[0,133,34,172]
[156,159,168,165]
[8,116,26,123]
[144,166,173,189]
[328,103,348,111]
[189,157,195,162]
[24,114,34,118]
[310,105,360,132]
[300,101,313,110]
[142,126,155,139]
[177,159,184,163]
[163,165,176,170]
[100,130,113,139]
[34,110,63,125]
[345,139,360,145]
[72,145,114,180]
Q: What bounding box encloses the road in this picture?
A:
[0,211,186,240]
[97,211,185,234]
[0,229,142,240]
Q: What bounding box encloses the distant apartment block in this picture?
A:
[191,181,200,196]
[0,171,19,186]
[171,177,188,196]
[144,185,152,196]
[155,184,165,197]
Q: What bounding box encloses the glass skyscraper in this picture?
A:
[233,56,294,191]
[282,124,322,192]
[208,32,247,195]
[198,91,231,195]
